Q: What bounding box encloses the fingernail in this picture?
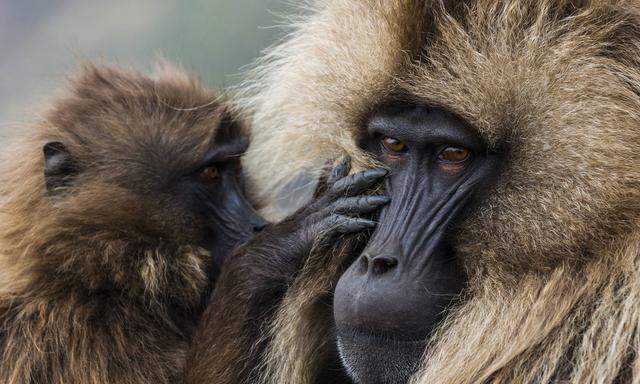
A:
[368,196,391,205]
[334,157,349,169]
[364,168,388,178]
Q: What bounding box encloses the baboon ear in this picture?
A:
[43,142,76,192]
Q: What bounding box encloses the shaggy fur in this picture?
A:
[236,0,640,383]
[0,64,231,383]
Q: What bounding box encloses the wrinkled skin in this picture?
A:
[333,105,501,384]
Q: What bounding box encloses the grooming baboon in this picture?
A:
[0,64,266,384]
[187,1,640,383]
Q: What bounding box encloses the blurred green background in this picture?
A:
[0,0,290,136]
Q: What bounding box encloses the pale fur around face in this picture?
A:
[238,0,640,383]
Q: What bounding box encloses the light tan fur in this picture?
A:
[238,1,640,383]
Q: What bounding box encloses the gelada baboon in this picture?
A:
[0,64,265,384]
[187,1,640,383]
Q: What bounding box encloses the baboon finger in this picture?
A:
[330,168,388,197]
[328,195,391,215]
[327,157,351,186]
[313,157,351,199]
[317,214,377,237]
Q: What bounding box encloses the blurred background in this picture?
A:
[0,0,290,137]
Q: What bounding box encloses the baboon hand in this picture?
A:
[299,157,390,240]
[233,157,389,279]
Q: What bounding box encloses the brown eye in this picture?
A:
[201,166,219,182]
[438,146,471,163]
[381,136,408,155]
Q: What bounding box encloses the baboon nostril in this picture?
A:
[253,223,267,233]
[358,254,370,274]
[371,256,398,275]
[357,254,398,275]
[251,217,268,233]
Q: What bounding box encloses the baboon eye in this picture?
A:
[380,136,408,155]
[200,166,220,182]
[437,146,471,163]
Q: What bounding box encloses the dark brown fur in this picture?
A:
[0,64,236,384]
[185,221,355,384]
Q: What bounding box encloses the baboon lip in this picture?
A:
[336,325,426,384]
[335,324,429,345]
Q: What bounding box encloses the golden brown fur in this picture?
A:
[237,0,640,382]
[0,64,230,383]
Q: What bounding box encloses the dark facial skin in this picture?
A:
[179,136,267,270]
[333,105,501,384]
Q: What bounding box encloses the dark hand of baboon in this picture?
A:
[233,159,388,292]
[290,160,389,243]
[184,158,389,384]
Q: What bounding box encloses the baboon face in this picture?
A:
[334,105,502,383]
[42,67,266,268]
